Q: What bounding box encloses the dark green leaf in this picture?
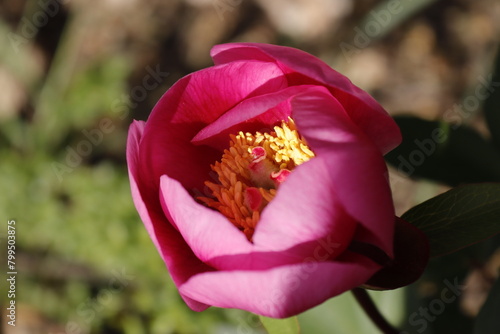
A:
[385,116,500,186]
[474,278,500,334]
[402,183,500,257]
[260,316,300,334]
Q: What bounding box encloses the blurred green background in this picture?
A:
[1,0,499,333]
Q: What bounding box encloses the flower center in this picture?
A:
[198,118,315,239]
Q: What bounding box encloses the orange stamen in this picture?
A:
[198,118,315,239]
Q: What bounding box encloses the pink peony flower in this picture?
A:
[127,43,402,318]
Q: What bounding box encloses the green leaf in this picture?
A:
[385,116,500,186]
[474,278,500,334]
[260,316,300,334]
[402,183,500,257]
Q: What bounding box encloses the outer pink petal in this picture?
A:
[210,43,401,154]
[179,252,380,318]
[159,175,305,270]
[289,90,395,257]
[252,155,357,259]
[127,121,211,311]
[139,60,287,199]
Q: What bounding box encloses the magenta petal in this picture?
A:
[211,43,401,154]
[289,90,396,257]
[253,156,357,260]
[159,175,252,262]
[127,121,211,311]
[191,85,319,150]
[179,252,380,318]
[159,175,300,270]
[139,60,287,198]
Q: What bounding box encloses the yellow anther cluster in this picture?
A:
[198,118,315,239]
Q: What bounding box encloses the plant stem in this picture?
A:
[351,288,400,334]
